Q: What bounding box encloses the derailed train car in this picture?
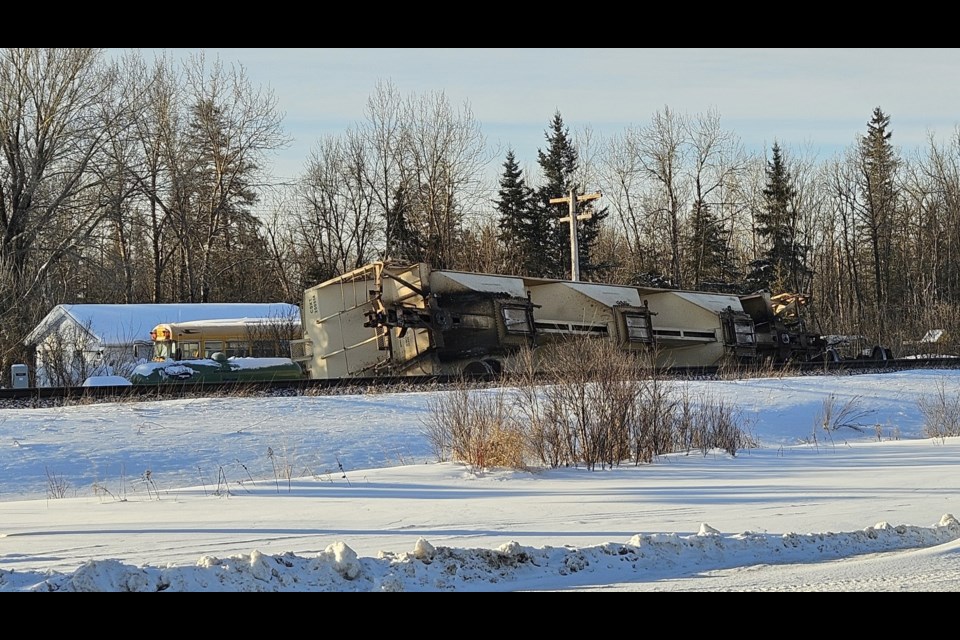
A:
[291,261,840,379]
[291,262,534,378]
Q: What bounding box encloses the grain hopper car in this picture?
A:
[292,262,536,378]
[291,261,850,379]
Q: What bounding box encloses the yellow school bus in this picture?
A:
[150,316,301,362]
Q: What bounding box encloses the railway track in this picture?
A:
[3,356,960,409]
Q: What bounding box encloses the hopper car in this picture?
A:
[290,261,868,380]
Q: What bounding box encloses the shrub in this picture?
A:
[422,380,525,469]
[421,336,754,471]
[917,379,960,441]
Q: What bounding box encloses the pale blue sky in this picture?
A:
[117,48,960,184]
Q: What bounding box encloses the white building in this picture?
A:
[23,303,300,387]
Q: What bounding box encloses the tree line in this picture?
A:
[2,48,958,385]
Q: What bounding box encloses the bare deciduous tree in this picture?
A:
[639,106,690,288]
[295,133,380,283]
[0,48,132,384]
[396,89,490,270]
[684,108,747,290]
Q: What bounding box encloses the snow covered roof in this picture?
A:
[25,303,301,347]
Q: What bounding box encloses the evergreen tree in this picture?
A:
[857,106,899,335]
[686,198,739,291]
[577,199,611,281]
[533,112,573,278]
[533,111,607,280]
[385,184,422,263]
[747,142,808,293]
[494,150,537,275]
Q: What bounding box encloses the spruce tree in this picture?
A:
[857,106,899,336]
[495,150,537,275]
[747,142,808,293]
[385,184,422,263]
[686,199,739,291]
[534,111,607,280]
[577,198,611,281]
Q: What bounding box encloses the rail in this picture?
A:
[3,356,960,406]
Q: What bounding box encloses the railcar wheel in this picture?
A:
[463,360,495,375]
[482,359,503,374]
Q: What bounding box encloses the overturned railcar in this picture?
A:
[638,288,758,366]
[519,278,756,367]
[292,262,779,378]
[521,278,653,346]
[292,262,537,378]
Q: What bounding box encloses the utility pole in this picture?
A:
[550,188,602,281]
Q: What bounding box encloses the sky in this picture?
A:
[2,368,959,591]
[112,48,960,188]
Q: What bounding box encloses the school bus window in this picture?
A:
[225,340,249,357]
[204,341,224,358]
[180,341,200,359]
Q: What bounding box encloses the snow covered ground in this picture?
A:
[1,369,959,591]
